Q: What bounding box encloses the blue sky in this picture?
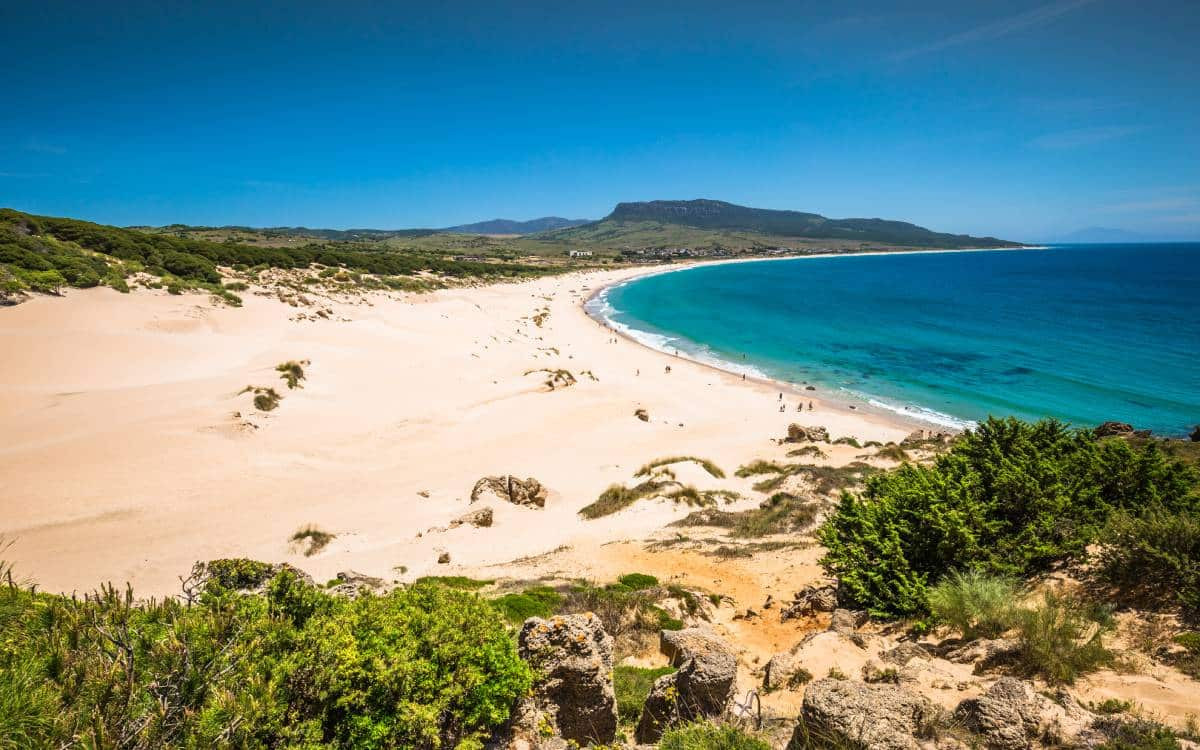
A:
[1,0,1198,241]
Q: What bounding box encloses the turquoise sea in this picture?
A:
[590,244,1200,436]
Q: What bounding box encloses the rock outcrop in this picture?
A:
[954,677,1098,750]
[793,678,938,750]
[1094,421,1134,438]
[763,650,812,691]
[785,424,830,443]
[636,627,737,743]
[516,614,617,746]
[471,475,548,508]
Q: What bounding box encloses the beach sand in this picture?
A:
[0,264,911,595]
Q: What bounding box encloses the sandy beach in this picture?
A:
[0,262,914,596]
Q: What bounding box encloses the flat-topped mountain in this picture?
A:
[588,199,1018,248]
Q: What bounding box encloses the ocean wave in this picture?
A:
[861,396,976,430]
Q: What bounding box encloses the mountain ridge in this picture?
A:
[578,199,1019,248]
[445,217,590,234]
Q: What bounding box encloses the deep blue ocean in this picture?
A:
[592,244,1200,436]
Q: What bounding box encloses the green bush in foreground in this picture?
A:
[819,417,1198,617]
[0,565,530,749]
[658,722,771,750]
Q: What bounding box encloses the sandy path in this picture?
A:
[0,264,912,595]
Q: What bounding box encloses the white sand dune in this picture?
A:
[0,265,911,595]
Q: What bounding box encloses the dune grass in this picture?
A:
[275,359,308,389]
[290,525,335,556]
[636,456,725,479]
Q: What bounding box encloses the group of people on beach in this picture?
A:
[779,392,814,412]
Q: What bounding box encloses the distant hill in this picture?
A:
[560,199,1019,249]
[444,217,591,234]
[143,225,440,241]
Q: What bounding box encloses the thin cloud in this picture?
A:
[892,0,1097,61]
[1031,125,1142,150]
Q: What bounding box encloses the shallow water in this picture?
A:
[594,244,1200,436]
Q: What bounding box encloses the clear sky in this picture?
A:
[2,0,1198,241]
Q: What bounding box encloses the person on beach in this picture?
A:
[808,401,814,410]
[665,365,671,374]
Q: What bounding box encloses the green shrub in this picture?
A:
[927,569,1019,639]
[0,561,531,749]
[1095,506,1200,617]
[618,573,660,590]
[819,417,1199,617]
[1096,718,1182,749]
[614,665,675,724]
[415,575,494,590]
[1014,593,1114,684]
[658,722,771,750]
[203,557,276,590]
[731,492,819,537]
[491,586,563,623]
[286,584,532,749]
[833,436,861,448]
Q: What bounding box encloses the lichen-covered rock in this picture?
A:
[516,614,617,746]
[636,627,737,743]
[471,475,548,508]
[792,678,938,750]
[954,677,1096,750]
[940,638,1020,669]
[450,506,494,528]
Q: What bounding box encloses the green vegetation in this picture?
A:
[1095,505,1200,617]
[290,525,335,556]
[614,665,676,725]
[243,385,282,411]
[927,569,1020,640]
[0,208,567,304]
[413,575,494,590]
[490,585,563,624]
[275,359,307,389]
[0,565,530,749]
[618,572,660,590]
[579,479,718,519]
[657,721,771,750]
[832,436,861,448]
[1013,593,1114,684]
[636,456,726,479]
[731,492,820,537]
[819,417,1199,618]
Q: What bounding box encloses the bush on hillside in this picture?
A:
[1014,593,1114,685]
[818,417,1198,617]
[1095,506,1200,619]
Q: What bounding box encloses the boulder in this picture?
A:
[449,506,494,528]
[471,475,548,508]
[785,424,830,443]
[793,678,938,750]
[954,677,1096,750]
[828,608,869,634]
[517,614,617,745]
[1191,425,1200,443]
[636,627,737,743]
[763,650,812,691]
[1094,421,1134,438]
[437,551,451,564]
